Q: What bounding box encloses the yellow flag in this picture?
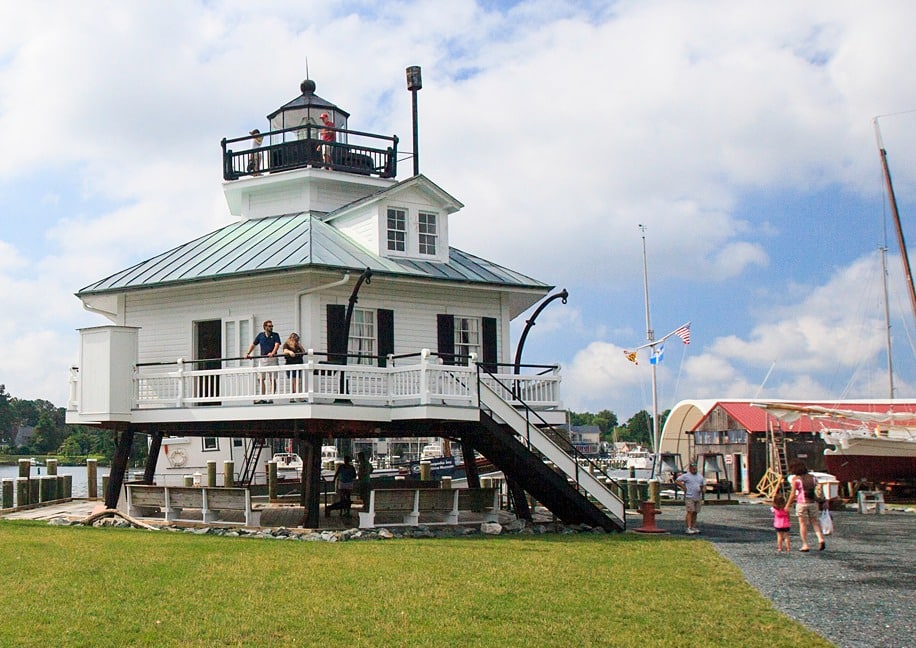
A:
[624,350,638,365]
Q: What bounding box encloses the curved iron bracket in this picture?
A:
[513,288,568,375]
[342,267,373,361]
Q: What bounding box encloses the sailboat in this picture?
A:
[813,120,916,483]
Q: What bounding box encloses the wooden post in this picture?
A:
[441,476,452,489]
[16,478,29,507]
[627,479,638,510]
[29,478,40,504]
[18,458,31,479]
[460,439,481,489]
[39,476,54,502]
[183,475,194,487]
[223,461,235,488]
[268,461,278,502]
[302,435,322,528]
[63,474,72,499]
[87,459,98,499]
[419,461,431,481]
[105,429,134,509]
[102,475,109,501]
[143,432,163,484]
[46,458,58,476]
[2,479,13,508]
[649,478,660,508]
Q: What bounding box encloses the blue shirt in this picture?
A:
[253,331,281,355]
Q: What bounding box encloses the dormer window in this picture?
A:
[387,207,406,252]
[419,211,437,256]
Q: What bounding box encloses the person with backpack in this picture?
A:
[784,459,826,552]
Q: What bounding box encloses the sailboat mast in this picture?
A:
[880,246,895,398]
[874,118,916,327]
[639,224,660,475]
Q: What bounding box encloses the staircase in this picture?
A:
[238,438,266,487]
[473,380,625,531]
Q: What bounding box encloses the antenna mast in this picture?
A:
[639,225,661,476]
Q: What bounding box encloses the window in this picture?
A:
[349,308,376,365]
[203,437,219,451]
[454,317,480,363]
[387,208,406,252]
[419,211,437,255]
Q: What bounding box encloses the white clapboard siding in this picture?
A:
[124,270,508,366]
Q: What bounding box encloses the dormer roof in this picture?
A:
[323,174,463,222]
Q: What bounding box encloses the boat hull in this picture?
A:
[824,437,916,482]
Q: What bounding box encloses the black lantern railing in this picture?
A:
[222,125,398,181]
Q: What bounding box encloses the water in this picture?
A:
[0,464,110,498]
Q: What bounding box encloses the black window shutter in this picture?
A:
[377,309,394,367]
[482,317,497,372]
[437,314,455,365]
[327,304,347,364]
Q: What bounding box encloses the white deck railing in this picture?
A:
[65,349,561,411]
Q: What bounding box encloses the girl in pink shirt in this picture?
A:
[771,491,791,553]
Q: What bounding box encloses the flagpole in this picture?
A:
[639,225,660,478]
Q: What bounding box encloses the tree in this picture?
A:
[622,410,653,446]
[0,385,13,446]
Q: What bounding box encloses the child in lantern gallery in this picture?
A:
[771,491,791,553]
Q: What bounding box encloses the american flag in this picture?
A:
[673,323,691,345]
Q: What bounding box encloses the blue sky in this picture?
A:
[2,1,916,422]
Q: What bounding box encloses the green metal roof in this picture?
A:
[78,213,549,295]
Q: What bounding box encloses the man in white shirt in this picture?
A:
[675,463,706,535]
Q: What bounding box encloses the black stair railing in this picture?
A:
[238,438,266,487]
[475,364,623,510]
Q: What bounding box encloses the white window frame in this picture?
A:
[418,211,437,256]
[387,207,407,252]
[453,316,480,364]
[202,437,219,452]
[348,308,376,365]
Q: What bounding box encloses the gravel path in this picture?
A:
[651,499,916,648]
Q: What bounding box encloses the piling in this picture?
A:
[183,475,194,487]
[101,474,109,500]
[223,461,235,487]
[39,476,55,502]
[268,462,278,501]
[2,479,13,508]
[46,458,58,475]
[62,474,72,499]
[419,461,431,481]
[637,479,649,505]
[441,476,452,489]
[87,459,98,499]
[207,461,217,487]
[626,478,638,510]
[29,477,40,504]
[16,478,29,506]
[649,478,661,508]
[18,458,31,479]
[55,474,64,500]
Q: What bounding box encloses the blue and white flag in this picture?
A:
[649,344,664,365]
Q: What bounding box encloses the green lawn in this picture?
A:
[0,521,832,647]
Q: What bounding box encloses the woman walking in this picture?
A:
[784,459,825,552]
